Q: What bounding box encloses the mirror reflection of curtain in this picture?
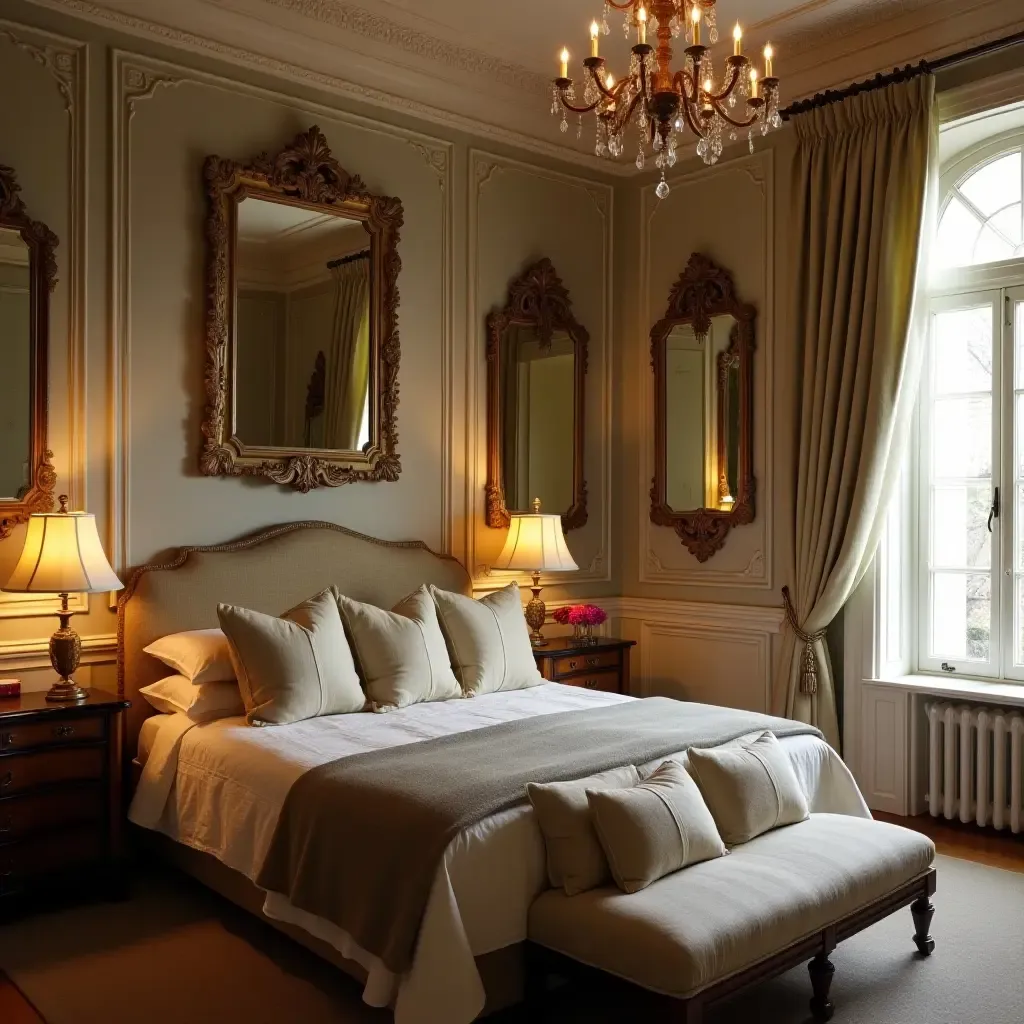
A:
[325,256,371,450]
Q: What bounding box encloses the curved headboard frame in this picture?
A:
[118,520,472,753]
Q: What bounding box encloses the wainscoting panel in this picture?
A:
[605,597,784,712]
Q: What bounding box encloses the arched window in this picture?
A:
[935,145,1024,269]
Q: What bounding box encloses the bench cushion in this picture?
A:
[528,813,935,999]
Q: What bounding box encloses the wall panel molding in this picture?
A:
[110,50,455,570]
[0,632,116,671]
[467,149,613,590]
[637,150,775,590]
[0,19,88,619]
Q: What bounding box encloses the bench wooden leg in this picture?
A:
[911,897,936,956]
[808,954,835,1022]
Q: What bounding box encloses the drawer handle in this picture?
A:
[586,656,600,666]
[584,679,598,689]
[1,771,12,790]
[568,660,578,670]
[55,724,75,739]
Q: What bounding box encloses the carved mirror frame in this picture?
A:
[650,253,755,562]
[0,164,57,539]
[485,259,588,531]
[201,126,404,492]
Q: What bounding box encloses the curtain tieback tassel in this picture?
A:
[782,586,826,696]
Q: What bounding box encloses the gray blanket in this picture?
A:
[255,697,822,972]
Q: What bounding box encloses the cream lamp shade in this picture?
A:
[3,507,122,594]
[492,503,579,573]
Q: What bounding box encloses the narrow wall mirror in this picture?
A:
[486,259,588,531]
[0,163,56,538]
[201,126,403,491]
[650,253,755,562]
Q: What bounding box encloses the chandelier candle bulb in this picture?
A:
[590,21,600,58]
[750,67,758,98]
[733,22,742,56]
[764,43,773,78]
[637,7,647,45]
[559,47,569,79]
[691,4,701,46]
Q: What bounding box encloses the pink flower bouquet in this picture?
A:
[552,604,606,643]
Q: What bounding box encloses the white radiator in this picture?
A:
[926,701,1024,832]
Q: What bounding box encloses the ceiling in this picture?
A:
[31,0,1024,170]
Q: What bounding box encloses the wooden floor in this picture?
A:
[1,813,1020,1024]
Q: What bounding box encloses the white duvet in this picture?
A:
[130,684,870,1024]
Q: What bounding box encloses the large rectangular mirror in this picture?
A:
[201,126,403,491]
[0,164,56,539]
[651,253,755,562]
[486,260,588,531]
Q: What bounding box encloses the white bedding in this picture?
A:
[130,684,870,1024]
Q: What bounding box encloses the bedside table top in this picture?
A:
[534,636,636,657]
[0,687,130,717]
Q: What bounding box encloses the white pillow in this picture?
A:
[429,583,544,695]
[140,674,245,722]
[144,628,235,685]
[335,585,462,711]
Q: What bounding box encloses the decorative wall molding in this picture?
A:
[603,596,786,633]
[638,149,775,590]
[0,632,117,671]
[110,51,456,567]
[0,19,88,620]
[467,148,614,590]
[36,0,630,178]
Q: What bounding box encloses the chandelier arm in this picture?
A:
[672,71,706,138]
[556,90,603,116]
[604,0,639,10]
[709,98,759,129]
[588,63,628,103]
[709,60,743,104]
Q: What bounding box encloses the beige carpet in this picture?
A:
[0,854,1021,1023]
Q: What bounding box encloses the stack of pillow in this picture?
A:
[528,731,810,895]
[140,583,545,726]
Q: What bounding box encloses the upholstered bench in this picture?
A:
[526,813,937,1023]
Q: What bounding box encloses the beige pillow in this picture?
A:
[144,628,235,685]
[527,766,640,896]
[218,590,365,726]
[587,760,727,894]
[687,731,809,845]
[139,674,245,723]
[430,583,544,696]
[336,586,462,710]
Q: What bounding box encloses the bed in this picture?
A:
[121,521,871,1024]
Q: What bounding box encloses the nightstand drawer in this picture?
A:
[561,671,620,693]
[552,649,621,678]
[0,827,105,894]
[0,748,105,796]
[0,715,105,752]
[0,786,105,841]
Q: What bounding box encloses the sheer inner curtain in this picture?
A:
[326,256,371,450]
[775,75,938,748]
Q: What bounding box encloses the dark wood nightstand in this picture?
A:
[0,687,130,917]
[533,636,636,695]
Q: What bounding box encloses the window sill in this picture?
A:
[871,673,1024,708]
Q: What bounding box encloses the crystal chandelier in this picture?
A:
[551,1,782,197]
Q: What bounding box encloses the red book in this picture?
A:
[0,679,21,697]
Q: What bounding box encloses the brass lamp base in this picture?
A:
[47,593,87,703]
[525,570,548,647]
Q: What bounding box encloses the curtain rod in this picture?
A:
[780,29,1024,120]
[326,249,369,269]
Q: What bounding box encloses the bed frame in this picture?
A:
[117,521,532,1012]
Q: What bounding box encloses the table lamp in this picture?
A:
[492,498,578,647]
[2,495,122,702]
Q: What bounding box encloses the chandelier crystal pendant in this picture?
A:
[551,0,782,198]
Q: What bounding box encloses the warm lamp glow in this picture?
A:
[750,66,759,98]
[559,47,569,78]
[733,22,742,56]
[764,42,774,77]
[493,505,578,574]
[637,6,647,44]
[590,21,600,57]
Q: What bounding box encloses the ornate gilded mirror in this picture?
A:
[0,164,56,538]
[486,259,588,531]
[201,126,403,491]
[650,253,755,561]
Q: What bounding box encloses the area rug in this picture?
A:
[0,853,1020,1023]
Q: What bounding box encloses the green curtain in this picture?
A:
[775,75,938,747]
[325,258,371,450]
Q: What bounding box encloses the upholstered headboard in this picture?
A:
[118,521,472,752]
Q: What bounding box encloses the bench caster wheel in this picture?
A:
[808,954,835,1021]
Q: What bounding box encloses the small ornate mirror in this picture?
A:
[650,253,755,562]
[0,164,56,538]
[486,259,588,531]
[201,126,403,491]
